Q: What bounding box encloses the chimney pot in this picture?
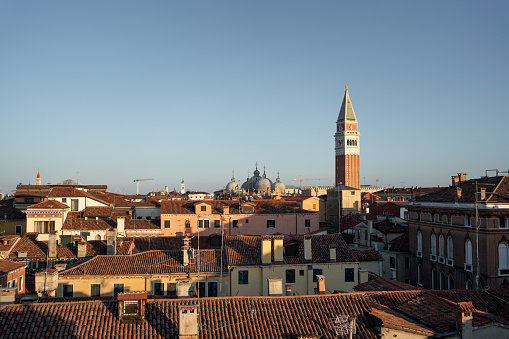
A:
[261,235,272,264]
[316,275,325,295]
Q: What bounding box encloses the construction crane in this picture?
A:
[292,176,334,188]
[133,178,154,195]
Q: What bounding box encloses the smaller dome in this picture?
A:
[226,171,241,192]
[256,173,272,192]
[273,175,286,195]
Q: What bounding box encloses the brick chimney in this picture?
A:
[304,235,312,261]
[316,275,325,295]
[77,241,87,258]
[273,235,284,264]
[261,235,272,264]
[48,231,58,258]
[178,304,199,339]
[479,187,486,201]
[107,228,117,255]
[456,302,474,339]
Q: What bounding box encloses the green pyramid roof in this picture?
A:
[337,88,357,122]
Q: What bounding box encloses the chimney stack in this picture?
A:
[117,216,125,235]
[261,235,272,264]
[77,241,87,258]
[273,235,284,264]
[367,220,373,247]
[456,302,474,339]
[329,246,336,263]
[479,187,486,201]
[107,228,117,255]
[304,235,312,262]
[178,304,199,339]
[316,275,325,295]
[48,231,57,258]
[286,285,292,296]
[455,187,462,202]
[182,235,192,266]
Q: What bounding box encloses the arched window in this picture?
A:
[447,237,453,260]
[448,274,454,289]
[465,239,472,265]
[439,235,445,258]
[96,234,101,241]
[431,234,437,256]
[418,264,423,285]
[417,231,422,255]
[499,243,509,270]
[440,271,445,290]
[466,280,473,290]
[432,269,437,290]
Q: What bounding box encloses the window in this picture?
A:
[267,220,275,228]
[197,282,206,297]
[198,220,209,228]
[285,244,299,256]
[439,235,445,258]
[232,220,239,228]
[345,268,355,282]
[18,276,23,292]
[499,243,509,270]
[299,269,305,276]
[214,220,220,228]
[15,225,22,235]
[312,204,316,209]
[208,282,218,297]
[238,270,248,285]
[286,269,296,284]
[96,234,101,240]
[185,219,190,228]
[500,216,508,229]
[390,257,396,269]
[62,198,67,203]
[91,284,101,297]
[164,220,170,228]
[431,234,437,256]
[305,219,311,228]
[201,206,207,212]
[71,199,79,211]
[35,221,55,233]
[404,257,410,269]
[417,231,422,255]
[167,283,177,296]
[210,237,221,247]
[63,284,73,298]
[114,284,124,296]
[447,237,454,259]
[124,300,140,315]
[313,269,323,283]
[154,282,164,295]
[465,239,473,265]
[466,280,473,290]
[24,197,34,204]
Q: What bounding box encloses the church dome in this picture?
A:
[256,173,272,192]
[225,171,241,192]
[273,174,286,195]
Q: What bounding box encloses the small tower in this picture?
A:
[35,170,42,186]
[334,85,360,189]
[180,179,186,195]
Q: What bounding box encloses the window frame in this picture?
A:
[238,270,249,285]
[305,219,311,228]
[113,283,124,296]
[267,220,275,228]
[62,284,74,298]
[312,268,323,283]
[286,269,296,284]
[344,267,355,283]
[90,283,101,297]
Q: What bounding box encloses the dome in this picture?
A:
[256,173,272,192]
[225,171,241,192]
[273,174,286,195]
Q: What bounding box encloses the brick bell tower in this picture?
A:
[335,85,360,189]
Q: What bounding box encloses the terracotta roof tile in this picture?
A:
[26,199,69,210]
[372,219,407,234]
[83,206,113,218]
[0,258,26,275]
[352,249,383,261]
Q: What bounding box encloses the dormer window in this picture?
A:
[285,244,300,256]
[201,206,206,212]
[124,300,140,315]
[117,292,147,324]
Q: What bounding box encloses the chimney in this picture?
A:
[455,187,462,202]
[329,247,336,263]
[35,268,58,297]
[107,228,117,255]
[267,278,283,296]
[479,187,486,201]
[222,205,229,215]
[261,235,272,264]
[178,304,199,339]
[304,235,312,261]
[273,235,284,264]
[286,284,292,296]
[77,241,87,258]
[117,216,125,235]
[358,269,369,284]
[456,302,474,339]
[182,236,192,266]
[177,280,193,298]
[0,289,16,305]
[48,231,58,258]
[316,275,325,295]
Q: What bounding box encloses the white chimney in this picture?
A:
[329,247,336,263]
[77,241,87,258]
[456,302,473,339]
[117,216,125,235]
[179,304,199,339]
[107,228,117,255]
[48,231,57,258]
[261,235,271,264]
[304,235,312,261]
[274,235,284,264]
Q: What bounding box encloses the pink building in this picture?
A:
[160,200,319,236]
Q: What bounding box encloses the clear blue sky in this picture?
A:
[1,1,508,194]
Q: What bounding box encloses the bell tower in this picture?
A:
[335,86,360,189]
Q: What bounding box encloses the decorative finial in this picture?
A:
[255,162,258,170]
[346,85,348,90]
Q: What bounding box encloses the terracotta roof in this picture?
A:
[369,302,434,335]
[0,199,26,220]
[372,219,407,234]
[385,232,409,252]
[161,200,312,215]
[0,258,26,275]
[60,250,227,276]
[412,176,509,204]
[83,206,113,218]
[62,215,112,230]
[352,249,383,261]
[0,235,20,253]
[14,185,51,197]
[0,293,378,338]
[355,274,416,292]
[26,199,69,210]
